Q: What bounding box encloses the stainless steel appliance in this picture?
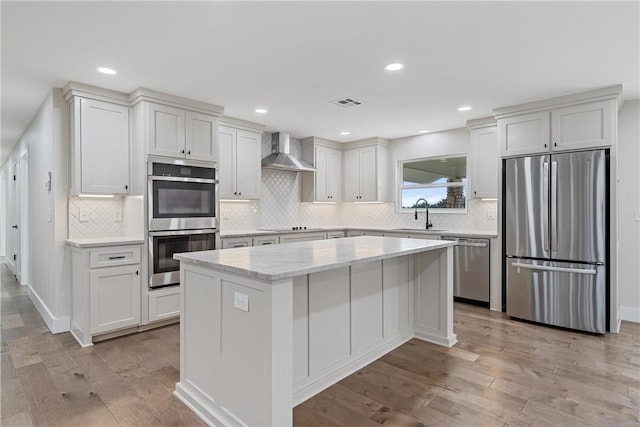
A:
[147,159,219,288]
[441,236,490,305]
[504,149,608,333]
[148,229,216,288]
[148,161,217,231]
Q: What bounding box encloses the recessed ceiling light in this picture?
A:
[384,63,404,71]
[255,108,267,114]
[418,130,430,134]
[97,66,117,75]
[340,131,351,136]
[458,106,472,112]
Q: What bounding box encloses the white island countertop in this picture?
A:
[175,235,454,281]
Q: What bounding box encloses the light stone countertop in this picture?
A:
[66,237,144,248]
[219,227,497,239]
[175,235,455,281]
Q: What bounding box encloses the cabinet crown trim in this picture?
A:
[300,136,343,150]
[344,137,390,149]
[219,116,265,132]
[467,117,497,129]
[129,87,224,116]
[493,85,623,119]
[62,81,130,105]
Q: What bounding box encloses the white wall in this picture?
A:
[618,100,640,322]
[1,89,70,332]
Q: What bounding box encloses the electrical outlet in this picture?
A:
[487,208,496,220]
[234,292,249,312]
[79,209,90,223]
[113,209,122,222]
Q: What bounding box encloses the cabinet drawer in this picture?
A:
[326,231,345,239]
[253,236,279,246]
[279,232,326,244]
[90,245,141,268]
[221,237,252,249]
[148,287,181,322]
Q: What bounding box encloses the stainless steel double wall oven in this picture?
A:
[148,160,218,288]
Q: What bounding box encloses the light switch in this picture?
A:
[79,209,90,222]
[234,292,249,312]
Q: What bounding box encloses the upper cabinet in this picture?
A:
[301,137,343,202]
[219,124,262,199]
[343,139,389,202]
[495,86,622,158]
[64,84,131,195]
[146,102,218,162]
[468,119,499,199]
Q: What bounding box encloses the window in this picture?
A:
[398,155,467,211]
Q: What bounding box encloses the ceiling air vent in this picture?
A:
[330,97,364,108]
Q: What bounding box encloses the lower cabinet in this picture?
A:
[70,244,142,346]
[221,236,252,248]
[148,286,181,322]
[279,232,326,244]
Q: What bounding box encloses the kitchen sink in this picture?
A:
[393,228,447,232]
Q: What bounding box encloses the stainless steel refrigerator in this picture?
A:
[504,149,608,334]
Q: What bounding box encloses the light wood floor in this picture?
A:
[2,263,639,426]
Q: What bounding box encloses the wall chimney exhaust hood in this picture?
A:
[262,132,316,172]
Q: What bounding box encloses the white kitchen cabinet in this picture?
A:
[470,124,499,198]
[147,102,218,162]
[498,111,550,157]
[496,88,620,158]
[219,125,261,199]
[253,235,279,246]
[69,243,142,346]
[68,97,130,195]
[90,264,141,335]
[326,231,345,239]
[148,286,181,322]
[301,139,343,202]
[344,143,387,202]
[279,232,326,244]
[221,236,252,248]
[346,147,377,201]
[551,100,614,151]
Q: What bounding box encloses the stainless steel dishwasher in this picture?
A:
[440,236,490,305]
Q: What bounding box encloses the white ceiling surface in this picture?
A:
[2,1,639,165]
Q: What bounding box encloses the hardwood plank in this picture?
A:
[1,411,34,427]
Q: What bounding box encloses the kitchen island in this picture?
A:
[174,236,456,427]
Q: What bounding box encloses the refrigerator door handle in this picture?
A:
[512,262,596,275]
[551,161,558,251]
[542,161,549,252]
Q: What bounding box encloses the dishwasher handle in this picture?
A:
[457,242,488,248]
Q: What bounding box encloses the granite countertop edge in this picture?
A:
[66,237,145,248]
[220,227,497,238]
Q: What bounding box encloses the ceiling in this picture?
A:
[2,1,639,165]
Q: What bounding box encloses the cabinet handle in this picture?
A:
[544,143,548,148]
[108,255,126,260]
[188,150,191,155]
[125,185,128,190]
[136,270,139,276]
[474,191,477,196]
[233,244,245,247]
[181,149,185,154]
[234,192,237,195]
[554,142,557,147]
[238,192,242,196]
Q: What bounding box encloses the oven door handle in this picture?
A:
[149,175,218,184]
[149,229,217,237]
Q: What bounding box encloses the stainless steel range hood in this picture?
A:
[262,132,316,172]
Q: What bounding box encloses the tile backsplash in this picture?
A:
[68,196,125,238]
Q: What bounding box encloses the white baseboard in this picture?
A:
[621,306,640,323]
[27,286,70,333]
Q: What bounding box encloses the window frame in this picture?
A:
[396,153,468,214]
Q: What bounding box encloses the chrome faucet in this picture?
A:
[414,198,433,229]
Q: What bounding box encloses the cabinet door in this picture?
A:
[218,125,236,198]
[499,111,550,157]
[551,100,613,151]
[147,103,186,158]
[471,126,498,198]
[235,130,261,199]
[186,111,218,162]
[327,148,342,201]
[90,264,141,334]
[221,237,251,249]
[343,149,360,202]
[314,146,329,201]
[359,147,377,201]
[79,98,130,194]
